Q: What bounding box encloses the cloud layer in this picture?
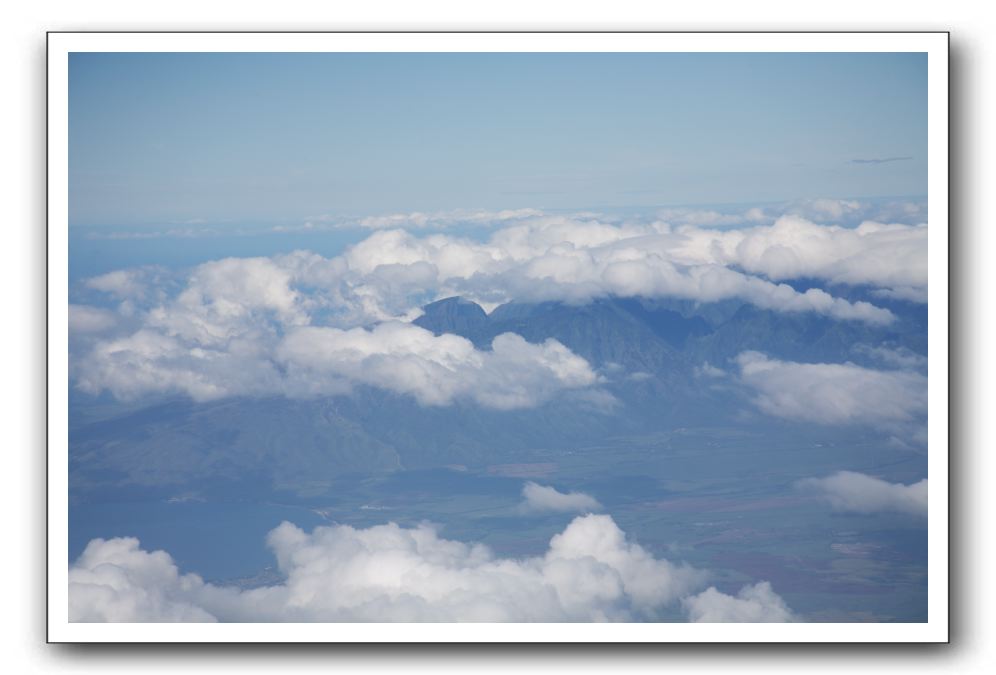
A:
[797,471,928,517]
[336,215,903,324]
[67,514,795,623]
[74,209,927,405]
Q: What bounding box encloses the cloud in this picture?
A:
[68,537,217,622]
[357,208,544,230]
[84,226,229,241]
[655,197,927,230]
[673,217,926,290]
[77,209,929,404]
[84,212,923,332]
[849,156,913,164]
[852,344,928,372]
[84,269,153,299]
[77,318,597,408]
[796,471,927,517]
[71,514,730,622]
[79,255,605,407]
[683,582,795,622]
[74,328,279,402]
[521,482,602,513]
[276,323,598,409]
[735,351,927,430]
[694,362,726,378]
[338,219,897,325]
[655,206,770,229]
[68,304,117,334]
[145,256,308,347]
[787,198,862,221]
[269,209,547,234]
[870,285,929,304]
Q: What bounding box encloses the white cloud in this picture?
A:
[796,471,927,517]
[735,351,927,430]
[870,285,929,304]
[276,323,598,409]
[357,208,544,230]
[74,328,281,402]
[655,206,771,229]
[144,256,308,348]
[683,582,795,623]
[521,482,602,513]
[337,218,897,325]
[694,362,726,378]
[788,198,862,222]
[84,268,153,300]
[83,214,917,332]
[68,304,117,334]
[71,514,721,622]
[853,344,928,371]
[781,197,927,227]
[68,537,217,622]
[76,319,597,408]
[671,216,926,291]
[270,209,546,234]
[655,197,927,231]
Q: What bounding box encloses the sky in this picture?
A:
[69,52,927,227]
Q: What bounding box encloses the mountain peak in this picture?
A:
[414,297,489,336]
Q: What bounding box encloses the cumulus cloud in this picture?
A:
[143,256,309,347]
[796,471,927,517]
[71,514,731,622]
[276,323,598,409]
[521,482,602,513]
[74,328,280,402]
[683,582,795,623]
[671,216,926,291]
[69,537,216,622]
[77,319,597,408]
[735,351,927,430]
[76,262,600,407]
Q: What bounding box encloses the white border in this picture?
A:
[47,31,949,643]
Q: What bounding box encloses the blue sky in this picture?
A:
[69,52,927,227]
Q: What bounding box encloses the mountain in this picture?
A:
[69,291,927,500]
[69,397,403,499]
[413,296,489,336]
